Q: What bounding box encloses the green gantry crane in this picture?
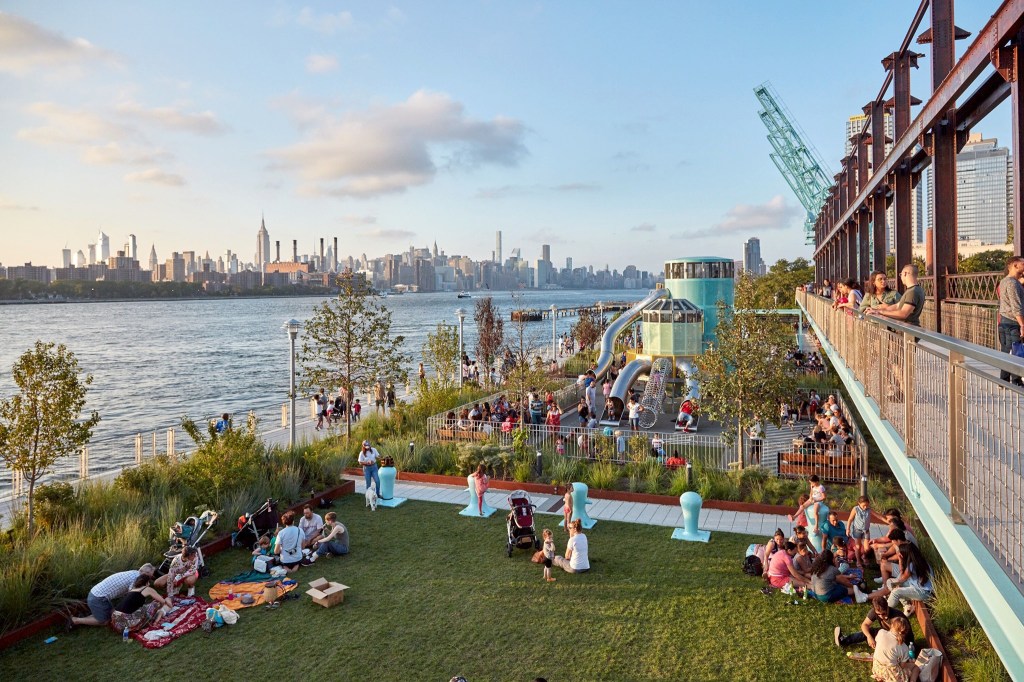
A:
[754,81,833,245]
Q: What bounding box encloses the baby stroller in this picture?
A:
[158,509,218,576]
[506,490,540,558]
[233,498,280,549]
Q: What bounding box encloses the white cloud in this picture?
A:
[305,54,339,74]
[0,195,39,211]
[267,90,527,198]
[115,101,228,135]
[670,195,800,240]
[340,214,377,225]
[475,182,594,199]
[124,168,185,186]
[552,182,599,192]
[361,228,415,240]
[630,223,656,232]
[296,7,354,34]
[526,230,565,245]
[0,11,117,76]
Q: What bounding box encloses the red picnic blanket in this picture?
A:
[130,596,212,649]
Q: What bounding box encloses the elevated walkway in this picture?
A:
[797,291,1024,680]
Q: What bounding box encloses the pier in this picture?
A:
[510,301,633,322]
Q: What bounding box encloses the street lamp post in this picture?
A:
[455,308,466,388]
[597,301,604,331]
[283,319,302,448]
[550,304,558,364]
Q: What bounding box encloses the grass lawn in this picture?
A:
[0,494,883,682]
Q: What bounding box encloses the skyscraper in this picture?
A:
[495,230,502,265]
[257,217,271,271]
[743,237,765,276]
[542,244,551,263]
[61,249,72,268]
[126,234,138,260]
[97,231,110,263]
[926,133,1011,244]
[149,244,158,273]
[87,243,96,265]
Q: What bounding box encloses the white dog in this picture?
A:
[365,487,378,511]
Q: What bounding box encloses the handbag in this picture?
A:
[1012,341,1024,359]
[253,555,276,573]
[531,550,545,564]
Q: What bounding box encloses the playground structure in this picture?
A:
[595,257,735,424]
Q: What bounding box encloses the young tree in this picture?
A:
[422,321,461,390]
[571,308,602,351]
[692,275,797,468]
[474,296,504,385]
[0,341,100,538]
[299,273,410,438]
[752,258,815,308]
[503,295,551,422]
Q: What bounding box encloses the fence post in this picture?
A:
[80,446,89,480]
[167,428,175,460]
[152,431,157,457]
[903,332,915,450]
[947,351,965,523]
[135,434,143,465]
[282,403,288,428]
[13,469,22,498]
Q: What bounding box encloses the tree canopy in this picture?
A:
[422,321,461,390]
[474,296,504,382]
[958,249,1013,274]
[751,258,815,308]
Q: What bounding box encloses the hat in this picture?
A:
[362,440,370,446]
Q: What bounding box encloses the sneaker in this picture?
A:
[873,577,884,584]
[300,557,313,566]
[834,626,842,647]
[853,586,868,604]
[904,604,916,617]
[187,587,195,597]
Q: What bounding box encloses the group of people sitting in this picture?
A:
[787,393,856,456]
[759,493,933,682]
[250,506,350,572]
[785,347,825,375]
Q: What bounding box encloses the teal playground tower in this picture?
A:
[663,257,735,343]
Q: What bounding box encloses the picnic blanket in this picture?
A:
[209,579,298,610]
[130,596,211,649]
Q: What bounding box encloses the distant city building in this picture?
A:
[8,262,52,284]
[87,243,96,265]
[75,249,86,268]
[742,238,766,276]
[495,230,502,265]
[149,244,158,274]
[61,248,72,268]
[256,217,270,271]
[97,231,110,263]
[926,133,1012,245]
[542,244,551,263]
[126,234,138,260]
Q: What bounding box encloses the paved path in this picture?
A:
[346,475,888,538]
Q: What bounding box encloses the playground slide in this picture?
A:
[593,288,669,380]
[603,357,651,424]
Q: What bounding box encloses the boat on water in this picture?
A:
[457,291,471,299]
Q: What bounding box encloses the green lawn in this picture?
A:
[0,495,882,682]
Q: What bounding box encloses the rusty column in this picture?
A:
[928,0,958,325]
[995,32,1024,255]
[857,138,871,283]
[846,222,857,280]
[885,49,919,291]
[869,100,888,272]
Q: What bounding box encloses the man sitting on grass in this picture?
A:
[834,595,904,648]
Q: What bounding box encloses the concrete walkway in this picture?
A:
[345,475,888,538]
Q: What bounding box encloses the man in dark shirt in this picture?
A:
[867,264,925,327]
[834,595,905,647]
[997,256,1024,385]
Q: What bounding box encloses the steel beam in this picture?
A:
[1000,32,1024,254]
[931,0,958,328]
[847,223,857,280]
[870,101,888,270]
[814,0,1024,257]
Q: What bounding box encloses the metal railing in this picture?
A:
[798,289,1024,594]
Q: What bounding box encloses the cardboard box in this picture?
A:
[306,578,348,608]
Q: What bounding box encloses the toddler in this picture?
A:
[555,436,565,456]
[252,535,271,562]
[788,475,826,527]
[541,529,556,582]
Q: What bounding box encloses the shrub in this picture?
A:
[585,461,618,490]
[0,551,48,634]
[667,467,692,496]
[550,457,579,487]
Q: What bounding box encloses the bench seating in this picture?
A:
[435,427,490,442]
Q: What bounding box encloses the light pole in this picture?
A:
[597,301,604,331]
[455,308,466,388]
[283,319,301,448]
[550,304,558,363]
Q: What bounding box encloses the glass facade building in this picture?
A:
[925,134,1011,245]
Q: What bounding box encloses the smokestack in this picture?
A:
[924,228,933,276]
[320,238,325,269]
[333,237,338,272]
[275,241,280,263]
[293,240,298,263]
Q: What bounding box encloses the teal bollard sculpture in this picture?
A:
[671,491,710,542]
[459,474,497,518]
[375,465,407,508]
[805,502,829,552]
[568,482,597,529]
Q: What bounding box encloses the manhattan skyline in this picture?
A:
[0,2,1004,270]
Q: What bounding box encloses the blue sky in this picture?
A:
[0,1,1004,271]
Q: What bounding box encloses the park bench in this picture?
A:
[435,427,490,442]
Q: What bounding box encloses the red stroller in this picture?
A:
[506,490,540,557]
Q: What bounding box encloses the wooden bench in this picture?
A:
[780,452,857,467]
[435,427,490,442]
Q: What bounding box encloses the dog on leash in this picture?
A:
[365,487,378,511]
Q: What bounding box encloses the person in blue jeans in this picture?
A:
[996,256,1024,385]
[305,512,348,564]
[358,440,381,496]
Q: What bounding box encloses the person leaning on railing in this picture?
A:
[864,264,925,327]
[859,271,899,311]
[996,255,1024,386]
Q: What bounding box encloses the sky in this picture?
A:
[0,1,1006,272]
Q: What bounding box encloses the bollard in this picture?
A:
[535,450,543,478]
[805,502,829,553]
[135,434,143,465]
[376,457,406,508]
[80,446,89,480]
[152,432,157,458]
[685,460,693,488]
[167,428,175,460]
[459,474,497,517]
[859,474,868,499]
[568,482,597,529]
[282,403,288,428]
[671,491,710,542]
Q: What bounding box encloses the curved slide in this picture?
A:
[593,288,669,380]
[604,357,671,426]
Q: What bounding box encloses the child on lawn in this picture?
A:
[846,495,872,568]
[788,475,826,527]
[541,529,557,582]
[563,488,574,532]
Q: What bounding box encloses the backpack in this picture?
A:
[743,555,763,577]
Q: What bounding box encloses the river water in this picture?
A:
[0,289,646,476]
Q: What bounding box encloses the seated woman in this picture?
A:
[793,540,815,580]
[456,408,472,431]
[859,544,933,617]
[765,541,809,591]
[274,511,304,574]
[552,519,590,574]
[808,548,857,603]
[165,546,201,598]
[871,615,919,682]
[111,573,173,634]
[305,511,349,563]
[764,528,787,561]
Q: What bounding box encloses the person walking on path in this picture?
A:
[358,439,382,497]
[997,256,1024,385]
[374,380,386,416]
[386,383,397,413]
